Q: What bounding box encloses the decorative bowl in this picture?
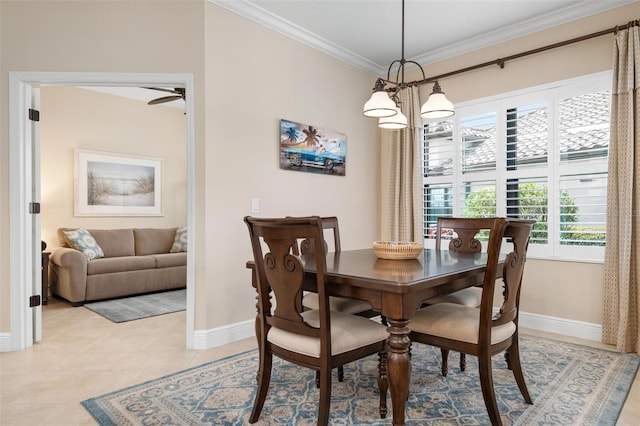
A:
[372,241,423,260]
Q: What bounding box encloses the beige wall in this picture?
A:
[202,5,379,329]
[40,86,187,247]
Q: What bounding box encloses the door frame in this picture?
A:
[7,71,196,351]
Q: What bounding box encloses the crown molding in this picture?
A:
[210,0,385,76]
[210,0,636,78]
[410,0,637,67]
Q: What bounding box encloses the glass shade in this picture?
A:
[379,106,407,129]
[421,92,455,119]
[363,91,398,117]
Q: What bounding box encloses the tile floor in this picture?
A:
[1,296,638,425]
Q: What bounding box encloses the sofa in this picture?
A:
[49,227,187,306]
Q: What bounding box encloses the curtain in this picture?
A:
[380,86,423,242]
[602,22,640,354]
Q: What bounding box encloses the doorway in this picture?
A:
[7,71,196,351]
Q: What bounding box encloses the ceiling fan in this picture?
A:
[145,87,185,105]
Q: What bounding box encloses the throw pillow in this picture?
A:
[62,228,104,260]
[170,226,187,253]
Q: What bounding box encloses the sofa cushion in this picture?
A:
[62,229,104,260]
[170,227,188,253]
[89,229,135,258]
[134,228,177,255]
[86,256,156,275]
[151,252,187,268]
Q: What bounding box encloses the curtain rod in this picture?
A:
[409,19,640,87]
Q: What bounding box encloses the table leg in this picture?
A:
[387,318,411,426]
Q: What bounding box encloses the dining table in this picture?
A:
[246,247,496,425]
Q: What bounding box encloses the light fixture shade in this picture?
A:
[421,81,455,119]
[421,92,455,119]
[364,91,398,117]
[379,106,407,129]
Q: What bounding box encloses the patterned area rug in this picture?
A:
[82,334,639,425]
[84,289,186,323]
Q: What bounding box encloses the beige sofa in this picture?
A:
[49,227,186,306]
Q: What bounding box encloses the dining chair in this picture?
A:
[244,216,389,425]
[408,218,535,426]
[421,217,495,375]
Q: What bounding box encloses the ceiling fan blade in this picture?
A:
[148,95,183,105]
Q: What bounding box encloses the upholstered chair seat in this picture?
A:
[409,303,516,345]
[269,309,389,357]
[421,287,483,307]
[302,294,375,315]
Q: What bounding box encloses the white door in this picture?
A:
[29,87,43,342]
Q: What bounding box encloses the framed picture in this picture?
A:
[279,119,346,176]
[75,149,163,216]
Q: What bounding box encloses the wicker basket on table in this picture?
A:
[372,241,423,260]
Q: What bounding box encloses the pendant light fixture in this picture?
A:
[378,99,408,129]
[420,81,455,119]
[362,0,454,127]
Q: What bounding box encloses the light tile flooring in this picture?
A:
[1,297,639,425]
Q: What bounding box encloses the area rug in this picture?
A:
[83,289,186,323]
[81,334,639,425]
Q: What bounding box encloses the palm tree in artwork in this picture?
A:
[302,126,321,149]
[283,126,300,144]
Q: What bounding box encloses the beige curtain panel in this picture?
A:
[602,22,640,354]
[380,86,423,243]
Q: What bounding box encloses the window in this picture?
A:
[422,72,611,261]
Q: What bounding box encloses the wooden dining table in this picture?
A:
[247,247,495,425]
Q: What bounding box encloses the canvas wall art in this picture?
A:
[75,149,163,216]
[279,119,346,176]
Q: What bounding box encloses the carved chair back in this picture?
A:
[435,217,504,253]
[244,216,330,343]
[487,219,536,329]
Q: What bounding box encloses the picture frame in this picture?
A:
[74,149,163,216]
[279,119,346,176]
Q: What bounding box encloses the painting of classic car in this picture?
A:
[279,119,346,176]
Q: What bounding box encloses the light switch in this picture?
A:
[251,198,260,213]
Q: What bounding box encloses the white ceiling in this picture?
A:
[213,0,636,76]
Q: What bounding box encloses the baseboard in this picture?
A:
[0,333,12,352]
[192,319,255,350]
[192,311,603,350]
[518,310,602,342]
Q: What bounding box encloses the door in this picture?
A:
[29,87,43,342]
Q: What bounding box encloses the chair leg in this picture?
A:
[317,367,332,426]
[507,339,533,404]
[478,352,502,426]
[460,352,467,372]
[316,368,343,388]
[440,348,450,377]
[378,351,388,419]
[504,351,512,370]
[249,351,272,423]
